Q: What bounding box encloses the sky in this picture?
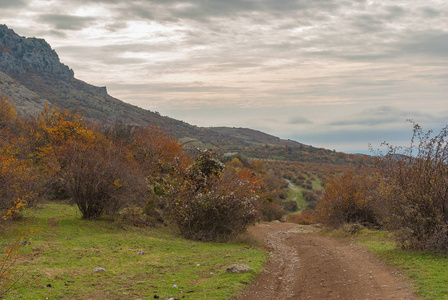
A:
[1,0,447,153]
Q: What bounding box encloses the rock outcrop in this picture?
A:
[0,24,74,79]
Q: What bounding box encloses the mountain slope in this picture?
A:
[0,69,48,115]
[209,127,307,147]
[0,24,366,164]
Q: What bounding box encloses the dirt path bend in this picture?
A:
[235,222,418,300]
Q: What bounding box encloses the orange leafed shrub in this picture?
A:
[316,170,379,228]
[0,101,40,220]
[0,150,40,216]
[287,210,318,225]
[0,97,17,130]
[129,126,188,176]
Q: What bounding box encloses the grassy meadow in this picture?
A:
[1,203,267,300]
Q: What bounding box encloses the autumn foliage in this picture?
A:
[311,123,448,253]
[0,97,283,243]
[315,170,379,228]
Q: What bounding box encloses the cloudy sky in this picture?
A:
[2,0,447,153]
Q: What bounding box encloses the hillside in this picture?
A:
[0,70,48,116]
[209,127,306,147]
[0,24,362,163]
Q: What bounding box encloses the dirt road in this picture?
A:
[235,222,418,300]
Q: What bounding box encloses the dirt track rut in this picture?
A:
[235,222,418,300]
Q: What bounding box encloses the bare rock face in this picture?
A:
[0,24,74,79]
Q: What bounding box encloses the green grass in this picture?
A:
[310,176,323,191]
[349,229,448,300]
[1,203,267,300]
[285,188,307,212]
[283,177,321,215]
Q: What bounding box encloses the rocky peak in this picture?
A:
[0,24,74,79]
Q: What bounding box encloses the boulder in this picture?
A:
[225,264,253,273]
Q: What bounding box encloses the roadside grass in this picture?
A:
[349,229,448,300]
[1,203,267,300]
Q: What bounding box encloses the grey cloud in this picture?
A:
[401,32,448,57]
[56,42,181,67]
[421,6,441,18]
[0,0,27,8]
[77,0,347,24]
[329,106,434,127]
[382,5,406,21]
[290,126,415,153]
[110,82,245,93]
[351,14,386,32]
[38,14,96,31]
[103,21,128,32]
[289,117,313,125]
[413,73,448,81]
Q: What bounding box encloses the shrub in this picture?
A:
[117,206,152,227]
[376,123,448,252]
[0,153,39,220]
[287,209,318,225]
[172,150,260,241]
[60,139,145,219]
[259,199,284,221]
[316,170,379,228]
[0,97,17,131]
[281,200,298,212]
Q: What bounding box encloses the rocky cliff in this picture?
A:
[0,24,73,79]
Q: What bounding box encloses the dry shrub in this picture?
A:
[287,209,318,225]
[229,232,261,246]
[117,206,152,227]
[315,170,379,229]
[259,199,284,221]
[376,123,448,252]
[281,200,298,212]
[60,139,145,219]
